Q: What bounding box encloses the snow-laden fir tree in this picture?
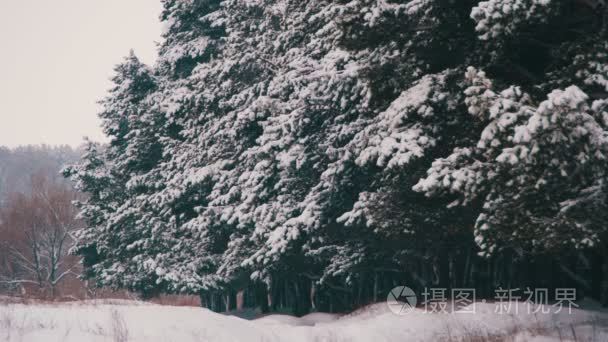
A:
[415,67,608,256]
[65,52,166,296]
[68,0,608,310]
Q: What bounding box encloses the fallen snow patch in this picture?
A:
[0,301,607,341]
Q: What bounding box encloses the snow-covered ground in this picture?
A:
[1,300,607,341]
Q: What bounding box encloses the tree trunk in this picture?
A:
[236,290,244,311]
[462,249,471,288]
[439,249,451,290]
[310,281,316,311]
[601,247,608,307]
[373,272,378,302]
[50,284,56,300]
[199,291,207,308]
[591,251,603,301]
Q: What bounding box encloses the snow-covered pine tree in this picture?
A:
[415,67,608,256]
[415,0,608,263]
[65,52,166,296]
[242,0,482,296]
[67,0,608,310]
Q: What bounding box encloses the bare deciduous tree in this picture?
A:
[0,173,82,299]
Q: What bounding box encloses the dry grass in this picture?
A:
[437,316,608,342]
[0,304,133,342]
[110,308,129,342]
[1,289,202,309]
[1,306,27,341]
[149,294,200,307]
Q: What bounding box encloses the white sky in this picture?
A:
[0,1,163,147]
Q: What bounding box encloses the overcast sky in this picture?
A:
[0,1,163,147]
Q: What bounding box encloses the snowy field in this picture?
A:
[1,299,608,342]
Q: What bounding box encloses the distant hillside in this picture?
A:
[0,145,81,203]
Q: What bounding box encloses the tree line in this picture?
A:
[64,0,608,315]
